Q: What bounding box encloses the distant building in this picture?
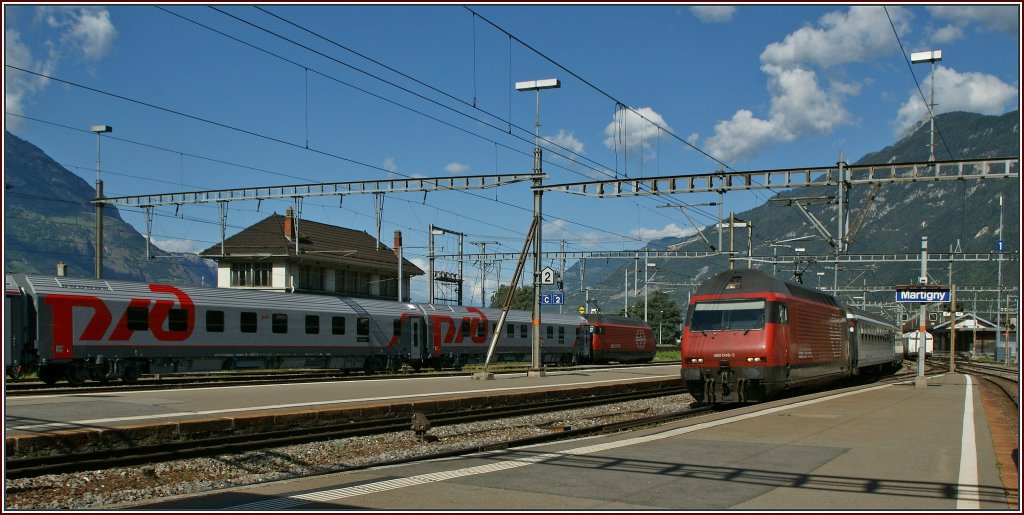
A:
[199,208,422,301]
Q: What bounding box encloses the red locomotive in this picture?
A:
[680,269,900,403]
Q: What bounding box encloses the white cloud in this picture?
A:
[705,109,780,163]
[893,66,1019,135]
[705,65,853,162]
[630,224,695,241]
[5,7,117,131]
[602,107,672,156]
[761,6,909,69]
[931,24,964,45]
[705,6,907,163]
[544,129,585,157]
[690,6,735,24]
[445,162,469,175]
[151,238,206,254]
[928,5,1019,35]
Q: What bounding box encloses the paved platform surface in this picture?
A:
[140,372,1019,511]
[5,365,681,454]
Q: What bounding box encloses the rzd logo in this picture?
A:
[44,285,195,358]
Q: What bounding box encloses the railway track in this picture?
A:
[5,370,935,509]
[4,361,680,396]
[4,384,692,479]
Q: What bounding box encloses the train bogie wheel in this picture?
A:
[38,366,59,386]
[363,358,377,375]
[65,363,88,386]
[122,367,140,383]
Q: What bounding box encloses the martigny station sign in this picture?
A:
[896,286,951,303]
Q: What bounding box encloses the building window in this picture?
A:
[299,265,325,291]
[231,262,271,287]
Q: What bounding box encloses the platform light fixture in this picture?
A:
[515,77,561,377]
[91,124,112,279]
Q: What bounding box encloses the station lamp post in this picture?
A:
[515,78,560,377]
[91,124,112,279]
[910,50,941,164]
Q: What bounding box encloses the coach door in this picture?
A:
[407,315,427,361]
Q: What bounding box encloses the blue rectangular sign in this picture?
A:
[896,289,950,303]
[540,292,564,305]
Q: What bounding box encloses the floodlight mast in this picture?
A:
[91,124,112,279]
[515,78,560,377]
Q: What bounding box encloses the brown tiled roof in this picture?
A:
[199,213,424,276]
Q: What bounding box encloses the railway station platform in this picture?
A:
[144,372,1019,511]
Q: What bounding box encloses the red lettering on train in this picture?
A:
[43,285,196,351]
[147,284,195,340]
[429,309,490,348]
[43,294,111,358]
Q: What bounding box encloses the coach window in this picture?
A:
[477,321,487,339]
[558,326,565,344]
[520,324,528,339]
[546,325,554,341]
[168,308,189,332]
[460,319,471,339]
[506,323,514,338]
[332,316,346,335]
[272,314,288,334]
[127,307,148,331]
[206,310,225,332]
[241,312,258,333]
[357,317,370,343]
[306,315,320,335]
[393,319,402,337]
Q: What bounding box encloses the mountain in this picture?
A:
[562,110,1020,316]
[4,132,216,285]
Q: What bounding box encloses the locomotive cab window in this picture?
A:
[690,300,766,332]
[206,310,225,332]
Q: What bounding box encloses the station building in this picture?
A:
[199,208,422,302]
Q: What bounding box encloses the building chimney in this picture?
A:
[284,207,294,240]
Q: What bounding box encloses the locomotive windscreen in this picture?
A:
[690,300,766,332]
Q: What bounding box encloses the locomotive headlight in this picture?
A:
[745,356,766,363]
[686,357,704,364]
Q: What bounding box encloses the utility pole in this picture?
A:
[471,241,499,307]
[916,236,928,390]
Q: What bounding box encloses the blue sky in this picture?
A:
[3,3,1020,302]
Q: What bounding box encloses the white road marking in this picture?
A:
[956,374,980,509]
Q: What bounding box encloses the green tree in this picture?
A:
[621,290,683,346]
[489,284,535,311]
